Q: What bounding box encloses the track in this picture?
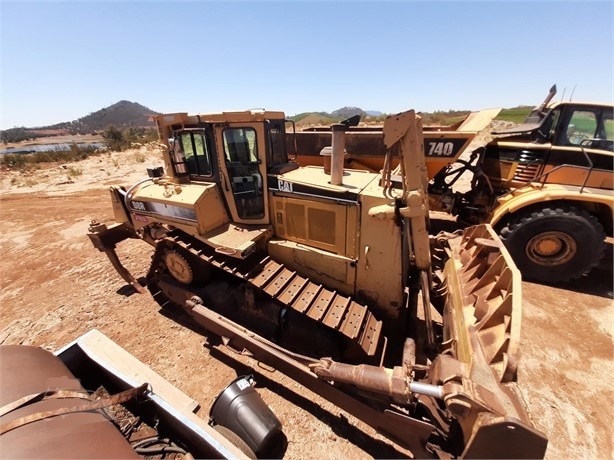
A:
[147,229,385,364]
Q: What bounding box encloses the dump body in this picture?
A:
[87,108,547,457]
[288,108,501,178]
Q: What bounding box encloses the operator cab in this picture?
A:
[482,100,614,192]
[547,103,614,151]
[158,111,299,228]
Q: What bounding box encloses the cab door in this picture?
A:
[215,124,269,224]
[547,105,614,188]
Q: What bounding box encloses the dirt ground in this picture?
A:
[0,137,612,459]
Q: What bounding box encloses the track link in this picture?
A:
[160,230,384,362]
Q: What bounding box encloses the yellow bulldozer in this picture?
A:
[88,108,547,458]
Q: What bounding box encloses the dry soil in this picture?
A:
[0,135,612,459]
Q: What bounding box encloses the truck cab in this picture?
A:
[482,100,614,191]
[473,92,614,283]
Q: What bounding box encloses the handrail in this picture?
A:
[579,146,594,192]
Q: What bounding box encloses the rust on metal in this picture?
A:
[183,296,437,458]
[0,345,139,458]
[444,224,522,383]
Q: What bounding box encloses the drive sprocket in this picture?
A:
[163,249,193,284]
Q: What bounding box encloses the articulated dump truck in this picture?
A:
[88,108,548,458]
[291,87,614,284]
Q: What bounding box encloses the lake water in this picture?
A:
[0,142,104,155]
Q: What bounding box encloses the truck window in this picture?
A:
[565,111,597,145]
[594,110,614,151]
[545,108,561,141]
[603,115,614,140]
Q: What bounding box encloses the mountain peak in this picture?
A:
[51,101,159,133]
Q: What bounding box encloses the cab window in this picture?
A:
[222,127,264,220]
[564,111,597,145]
[267,121,288,165]
[545,108,561,141]
[179,131,212,177]
[223,128,258,163]
[594,109,614,151]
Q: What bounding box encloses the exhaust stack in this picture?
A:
[330,123,346,185]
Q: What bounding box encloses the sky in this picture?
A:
[1,0,612,129]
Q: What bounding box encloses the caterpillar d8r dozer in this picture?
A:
[88,108,548,458]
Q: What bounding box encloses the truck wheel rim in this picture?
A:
[526,231,576,266]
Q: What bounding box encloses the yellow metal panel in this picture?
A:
[268,240,356,295]
[456,108,502,132]
[307,207,336,245]
[270,195,350,256]
[423,130,476,180]
[272,198,286,235]
[539,164,614,189]
[490,183,614,226]
[345,205,358,258]
[200,223,271,257]
[110,187,131,224]
[286,201,307,239]
[278,165,377,192]
[155,110,286,127]
[355,182,405,320]
[490,160,516,185]
[129,181,229,237]
[194,187,231,234]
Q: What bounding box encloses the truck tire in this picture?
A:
[498,205,606,283]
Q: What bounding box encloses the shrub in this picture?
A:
[102,126,157,152]
[102,126,126,151]
[133,152,146,163]
[66,165,83,177]
[0,144,100,170]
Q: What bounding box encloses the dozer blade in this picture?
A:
[307,223,547,458]
[438,223,547,458]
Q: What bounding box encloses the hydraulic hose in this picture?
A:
[123,177,154,210]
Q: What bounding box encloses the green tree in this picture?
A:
[102,126,127,151]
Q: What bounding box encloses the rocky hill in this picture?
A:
[330,106,367,119]
[1,101,159,144]
[51,100,158,133]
